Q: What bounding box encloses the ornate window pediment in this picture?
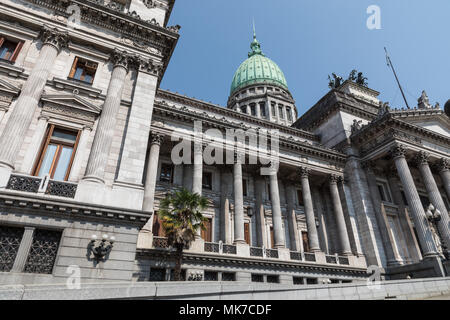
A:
[0,78,20,111]
[40,94,101,127]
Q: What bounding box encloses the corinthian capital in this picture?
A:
[389,144,407,159]
[150,132,164,145]
[413,151,430,166]
[329,174,340,185]
[436,158,450,172]
[298,167,310,179]
[110,49,135,71]
[137,57,164,76]
[40,26,69,52]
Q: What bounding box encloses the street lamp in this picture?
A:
[425,204,448,260]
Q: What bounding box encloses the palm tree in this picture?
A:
[158,188,209,281]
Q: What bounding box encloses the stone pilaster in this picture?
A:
[269,168,285,248]
[414,152,450,253]
[11,227,35,272]
[192,143,203,195]
[285,183,300,251]
[311,186,329,254]
[233,154,245,244]
[329,174,352,255]
[363,161,403,266]
[390,144,438,258]
[299,167,321,252]
[0,26,68,170]
[436,158,450,199]
[141,133,164,232]
[83,49,134,183]
[220,167,232,244]
[254,175,267,248]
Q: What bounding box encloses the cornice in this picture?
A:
[157,89,318,142]
[0,190,150,227]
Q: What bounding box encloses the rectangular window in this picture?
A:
[0,226,24,272]
[69,57,98,84]
[33,125,80,181]
[204,271,218,281]
[297,189,304,206]
[271,103,276,117]
[293,277,304,285]
[278,106,284,119]
[270,227,274,249]
[286,107,292,121]
[260,103,266,117]
[0,37,23,63]
[240,105,247,114]
[267,275,279,283]
[250,104,256,116]
[221,272,236,281]
[306,278,318,285]
[400,190,408,206]
[159,163,174,183]
[23,229,62,274]
[244,222,250,245]
[152,213,166,237]
[251,274,264,282]
[202,172,212,190]
[149,268,166,281]
[242,179,248,197]
[377,182,392,202]
[201,218,212,242]
[302,231,310,253]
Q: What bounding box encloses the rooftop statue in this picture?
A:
[417,90,432,109]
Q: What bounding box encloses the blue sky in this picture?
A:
[161,0,450,116]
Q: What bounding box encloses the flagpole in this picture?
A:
[384,47,410,109]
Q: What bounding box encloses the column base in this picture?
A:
[235,242,250,257]
[387,259,404,267]
[82,175,105,184]
[0,165,12,189]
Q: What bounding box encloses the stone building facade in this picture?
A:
[0,0,448,286]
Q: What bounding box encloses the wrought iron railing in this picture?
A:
[6,175,41,193]
[0,226,24,272]
[46,180,77,198]
[152,236,169,249]
[326,255,338,264]
[290,251,302,261]
[222,244,237,255]
[338,256,350,265]
[6,174,77,199]
[250,247,263,257]
[265,248,279,259]
[204,242,220,253]
[304,252,316,262]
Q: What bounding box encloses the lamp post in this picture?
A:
[425,204,449,260]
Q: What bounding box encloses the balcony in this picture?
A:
[6,174,77,199]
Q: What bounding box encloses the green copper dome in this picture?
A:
[230,34,289,95]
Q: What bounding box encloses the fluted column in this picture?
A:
[329,175,352,255]
[299,168,321,252]
[0,27,68,169]
[390,144,437,257]
[254,175,267,247]
[415,152,450,252]
[285,183,300,251]
[141,133,164,232]
[269,169,285,248]
[84,49,133,183]
[193,143,203,239]
[437,158,450,199]
[220,167,232,243]
[233,154,245,244]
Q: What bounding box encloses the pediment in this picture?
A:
[41,94,101,115]
[391,110,450,138]
[0,78,21,96]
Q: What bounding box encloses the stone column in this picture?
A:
[386,171,422,263]
[233,154,245,244]
[299,168,321,252]
[254,175,267,247]
[220,167,232,243]
[192,143,203,239]
[415,152,450,252]
[363,162,403,266]
[0,27,68,170]
[68,125,93,181]
[269,169,285,248]
[437,158,450,200]
[83,49,133,183]
[141,133,164,232]
[329,175,352,255]
[312,186,329,254]
[285,183,300,251]
[390,144,437,257]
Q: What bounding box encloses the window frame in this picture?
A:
[159,162,174,183]
[33,124,81,181]
[0,37,23,63]
[68,56,98,85]
[202,171,213,190]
